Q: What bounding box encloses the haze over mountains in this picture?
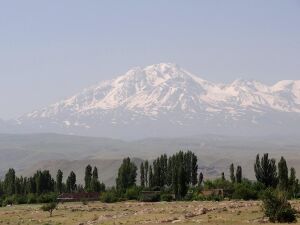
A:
[1,63,300,138]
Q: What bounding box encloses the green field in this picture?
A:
[0,200,300,225]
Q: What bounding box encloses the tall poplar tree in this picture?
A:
[56,169,63,193]
[254,153,278,188]
[230,163,235,183]
[278,157,289,190]
[4,168,16,195]
[91,166,102,192]
[140,162,145,187]
[198,172,204,187]
[66,171,76,192]
[116,157,137,192]
[191,153,198,186]
[149,165,153,188]
[221,172,225,181]
[84,165,92,191]
[236,165,242,183]
[144,160,149,187]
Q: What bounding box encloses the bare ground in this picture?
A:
[1,200,300,225]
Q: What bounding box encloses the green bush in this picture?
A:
[139,193,160,202]
[160,194,174,202]
[100,191,119,203]
[262,189,297,223]
[12,195,27,204]
[125,187,140,200]
[41,202,57,217]
[207,194,224,201]
[2,196,13,206]
[37,193,57,203]
[27,194,37,204]
[232,183,258,200]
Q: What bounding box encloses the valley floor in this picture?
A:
[1,200,300,225]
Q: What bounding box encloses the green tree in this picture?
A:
[152,159,159,187]
[41,202,57,217]
[278,157,289,191]
[140,162,145,187]
[167,157,173,186]
[236,165,242,183]
[56,169,63,193]
[289,167,298,198]
[92,166,98,180]
[116,157,137,192]
[230,163,235,183]
[198,172,204,187]
[170,151,189,199]
[262,189,297,223]
[254,153,278,188]
[33,170,54,194]
[144,160,149,187]
[191,153,198,186]
[149,165,153,188]
[3,168,16,195]
[66,171,76,192]
[178,164,188,199]
[91,166,102,192]
[221,172,225,181]
[84,165,92,191]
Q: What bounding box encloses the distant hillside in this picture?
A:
[1,133,300,186]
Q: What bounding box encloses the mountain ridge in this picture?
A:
[1,63,299,138]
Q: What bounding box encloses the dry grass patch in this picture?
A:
[0,200,299,225]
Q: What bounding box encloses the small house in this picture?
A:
[200,189,224,198]
[57,192,100,202]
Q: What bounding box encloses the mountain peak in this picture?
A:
[125,63,185,79]
[144,62,180,72]
[11,63,300,138]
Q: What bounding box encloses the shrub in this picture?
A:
[27,194,37,204]
[37,193,57,203]
[2,196,13,206]
[183,187,203,201]
[139,192,160,202]
[207,194,223,201]
[12,195,27,204]
[100,191,119,203]
[82,199,88,205]
[232,183,258,200]
[161,194,174,202]
[41,202,57,217]
[262,189,297,223]
[125,187,140,200]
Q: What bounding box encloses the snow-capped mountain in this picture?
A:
[5,63,300,138]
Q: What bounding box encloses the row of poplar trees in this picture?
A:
[0,165,105,196]
[254,153,299,196]
[139,151,198,199]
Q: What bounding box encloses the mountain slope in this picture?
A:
[5,63,300,138]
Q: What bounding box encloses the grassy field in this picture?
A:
[0,200,300,225]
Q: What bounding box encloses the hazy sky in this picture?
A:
[0,1,299,119]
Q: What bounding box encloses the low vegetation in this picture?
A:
[0,151,299,223]
[40,202,57,217]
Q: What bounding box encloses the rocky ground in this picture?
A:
[0,200,300,225]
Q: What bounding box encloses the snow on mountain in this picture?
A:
[7,63,300,138]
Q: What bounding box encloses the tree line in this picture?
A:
[114,152,299,201]
[0,151,299,205]
[0,165,105,205]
